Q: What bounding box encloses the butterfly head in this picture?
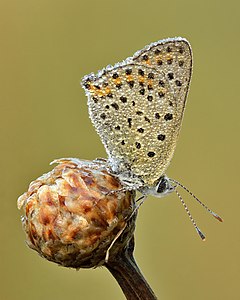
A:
[139,175,175,198]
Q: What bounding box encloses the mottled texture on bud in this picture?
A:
[18,158,136,269]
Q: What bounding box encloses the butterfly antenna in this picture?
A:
[175,189,206,241]
[170,179,223,222]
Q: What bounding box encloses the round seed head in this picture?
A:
[17,158,136,269]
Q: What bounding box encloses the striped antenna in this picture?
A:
[170,178,223,222]
[175,189,206,240]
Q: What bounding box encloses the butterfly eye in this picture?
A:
[156,176,167,193]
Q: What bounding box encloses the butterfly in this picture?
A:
[82,37,222,240]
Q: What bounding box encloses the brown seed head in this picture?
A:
[18,158,136,269]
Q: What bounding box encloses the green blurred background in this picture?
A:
[1,0,239,299]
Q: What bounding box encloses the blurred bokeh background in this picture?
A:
[1,0,239,299]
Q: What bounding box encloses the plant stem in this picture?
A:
[105,237,157,300]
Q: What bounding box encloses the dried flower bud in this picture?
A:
[18,158,136,269]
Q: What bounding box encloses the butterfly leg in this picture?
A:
[127,195,146,221]
[104,186,135,196]
[93,157,108,163]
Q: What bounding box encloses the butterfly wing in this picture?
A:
[133,37,192,126]
[82,37,192,186]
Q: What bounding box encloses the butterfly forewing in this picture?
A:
[82,38,192,187]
